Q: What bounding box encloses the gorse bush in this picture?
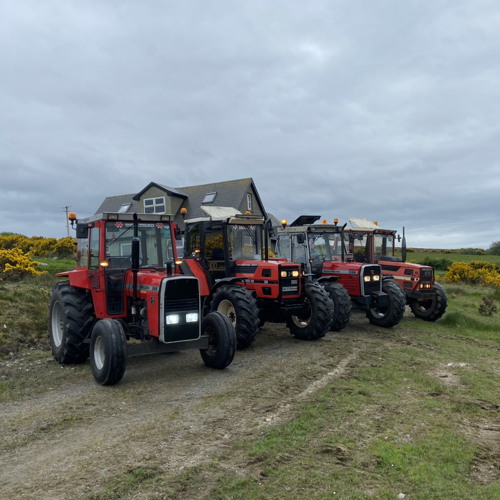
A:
[0,234,75,258]
[0,234,76,282]
[444,261,500,288]
[0,249,43,281]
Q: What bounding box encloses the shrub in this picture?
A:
[0,249,44,282]
[0,234,76,258]
[488,241,500,256]
[444,261,500,288]
[420,257,453,271]
[478,296,497,316]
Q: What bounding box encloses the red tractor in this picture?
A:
[49,212,236,385]
[345,218,447,321]
[275,216,406,329]
[179,208,334,349]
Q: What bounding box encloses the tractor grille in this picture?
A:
[420,268,433,281]
[164,297,199,313]
[361,265,382,296]
[280,265,300,297]
[163,277,200,312]
[161,277,201,343]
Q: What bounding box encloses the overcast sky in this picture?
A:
[1,0,499,249]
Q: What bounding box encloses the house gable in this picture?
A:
[132,182,187,215]
[94,178,267,229]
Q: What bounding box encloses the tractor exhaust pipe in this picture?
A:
[131,214,140,320]
[401,227,407,262]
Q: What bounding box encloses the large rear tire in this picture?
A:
[49,282,94,364]
[210,285,260,349]
[90,319,127,386]
[366,279,406,328]
[287,283,334,340]
[200,312,236,369]
[323,282,352,331]
[409,282,447,321]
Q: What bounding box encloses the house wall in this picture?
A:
[137,187,183,215]
[237,186,263,216]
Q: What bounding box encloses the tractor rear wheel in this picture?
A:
[323,282,352,331]
[90,319,127,386]
[366,279,406,328]
[287,283,334,340]
[409,282,447,321]
[210,285,260,349]
[200,312,236,369]
[49,282,94,364]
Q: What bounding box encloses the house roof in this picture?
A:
[94,193,139,214]
[94,178,267,225]
[177,178,266,220]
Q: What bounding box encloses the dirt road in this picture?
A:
[1,316,388,499]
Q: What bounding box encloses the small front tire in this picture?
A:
[366,279,406,328]
[287,283,334,340]
[409,282,447,321]
[90,319,127,386]
[324,281,352,331]
[200,312,236,369]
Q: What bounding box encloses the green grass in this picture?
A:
[183,283,500,499]
[34,256,76,275]
[2,255,500,498]
[406,250,500,267]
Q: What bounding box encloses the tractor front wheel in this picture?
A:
[287,283,334,340]
[49,282,94,364]
[200,312,236,369]
[409,282,447,321]
[323,282,352,331]
[210,285,260,349]
[367,279,406,328]
[90,319,127,386]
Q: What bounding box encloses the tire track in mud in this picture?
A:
[0,321,380,499]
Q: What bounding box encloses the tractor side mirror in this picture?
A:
[76,223,89,239]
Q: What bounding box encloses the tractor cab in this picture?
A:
[180,207,334,349]
[50,211,236,385]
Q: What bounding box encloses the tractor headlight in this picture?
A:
[281,271,288,278]
[363,275,371,282]
[186,312,199,323]
[166,314,180,325]
[291,270,300,278]
[373,274,380,281]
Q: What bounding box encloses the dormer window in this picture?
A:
[202,192,217,204]
[144,197,166,214]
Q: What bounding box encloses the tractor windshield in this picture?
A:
[275,231,344,264]
[373,232,396,260]
[308,232,344,262]
[105,221,175,268]
[229,224,263,261]
[275,234,308,264]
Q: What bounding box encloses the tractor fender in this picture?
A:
[211,276,246,292]
[203,277,253,315]
[315,275,340,284]
[382,275,396,283]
